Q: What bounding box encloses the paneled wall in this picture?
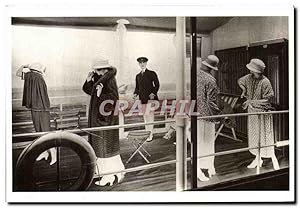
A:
[215,41,289,142]
[215,47,249,137]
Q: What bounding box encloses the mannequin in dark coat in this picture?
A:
[16,63,56,165]
[82,67,119,158]
[83,63,125,186]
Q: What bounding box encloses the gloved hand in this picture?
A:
[149,93,155,100]
[133,94,138,100]
[242,100,252,110]
[96,84,103,97]
[86,71,94,82]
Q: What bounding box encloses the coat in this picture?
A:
[238,74,275,158]
[196,70,221,123]
[22,71,51,132]
[22,71,50,111]
[82,67,120,158]
[134,69,160,104]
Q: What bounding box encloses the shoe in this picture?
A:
[197,170,209,181]
[49,148,57,166]
[208,168,216,177]
[116,173,125,183]
[95,175,115,186]
[247,158,263,169]
[163,134,170,140]
[36,151,49,161]
[146,135,153,142]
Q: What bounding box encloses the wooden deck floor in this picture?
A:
[13,132,289,191]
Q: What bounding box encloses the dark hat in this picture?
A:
[137,57,148,63]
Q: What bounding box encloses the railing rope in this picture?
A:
[196,110,289,120]
[12,95,87,102]
[12,119,176,138]
[13,117,88,127]
[12,110,289,138]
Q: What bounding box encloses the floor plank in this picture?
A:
[13,133,288,191]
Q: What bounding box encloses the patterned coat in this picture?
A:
[82,67,120,158]
[196,70,221,123]
[238,74,275,158]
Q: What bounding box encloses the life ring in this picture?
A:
[15,131,96,191]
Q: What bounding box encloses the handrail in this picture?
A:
[12,117,88,127]
[96,141,290,177]
[196,110,288,120]
[12,95,88,102]
[196,140,289,159]
[12,119,176,138]
[12,110,288,138]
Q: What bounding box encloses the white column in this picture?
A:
[116,19,129,139]
[175,17,187,191]
[116,19,129,83]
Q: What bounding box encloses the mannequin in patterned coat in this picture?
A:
[238,58,280,170]
[196,55,221,182]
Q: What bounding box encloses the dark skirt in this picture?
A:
[89,116,120,158]
[31,110,50,132]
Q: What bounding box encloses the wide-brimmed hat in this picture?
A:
[137,57,148,63]
[29,63,46,73]
[201,55,219,71]
[92,58,111,69]
[246,58,265,73]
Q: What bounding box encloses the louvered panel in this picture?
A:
[215,47,249,138]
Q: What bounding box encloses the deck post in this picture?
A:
[191,17,198,190]
[257,114,261,175]
[119,111,125,139]
[175,17,187,192]
[60,103,63,126]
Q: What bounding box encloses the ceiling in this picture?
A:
[12,17,232,34]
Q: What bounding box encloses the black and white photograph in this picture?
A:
[4,3,295,203]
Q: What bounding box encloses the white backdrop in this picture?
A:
[12,25,177,92]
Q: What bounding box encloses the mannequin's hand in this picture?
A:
[149,93,155,100]
[96,84,103,97]
[240,90,246,98]
[242,100,252,110]
[86,71,94,82]
[133,94,138,100]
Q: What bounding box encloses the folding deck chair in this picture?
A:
[126,130,152,164]
[215,93,243,142]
